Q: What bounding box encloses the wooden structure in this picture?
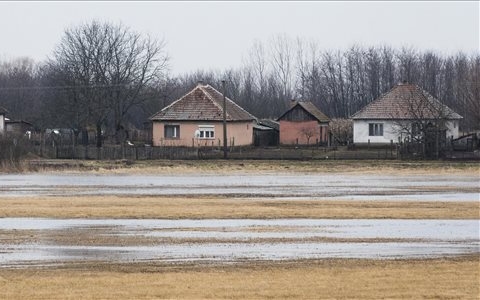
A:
[277,101,330,146]
[5,120,34,136]
[253,119,279,147]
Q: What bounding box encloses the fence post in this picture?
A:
[390,140,393,158]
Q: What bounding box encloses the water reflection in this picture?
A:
[0,218,478,267]
[0,173,478,200]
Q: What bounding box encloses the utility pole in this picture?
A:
[222,80,228,159]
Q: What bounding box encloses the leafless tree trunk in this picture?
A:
[48,20,168,147]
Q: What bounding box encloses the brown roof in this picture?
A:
[351,83,462,120]
[150,84,256,122]
[277,101,330,123]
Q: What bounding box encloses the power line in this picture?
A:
[0,83,139,91]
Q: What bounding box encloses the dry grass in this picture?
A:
[0,257,478,299]
[22,159,480,176]
[0,196,478,219]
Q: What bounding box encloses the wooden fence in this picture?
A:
[34,144,400,161]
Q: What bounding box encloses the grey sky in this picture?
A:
[0,1,478,75]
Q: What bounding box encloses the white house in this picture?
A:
[0,107,6,135]
[351,83,462,144]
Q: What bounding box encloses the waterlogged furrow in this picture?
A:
[0,218,478,267]
[0,173,478,200]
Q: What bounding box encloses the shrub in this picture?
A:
[0,135,31,170]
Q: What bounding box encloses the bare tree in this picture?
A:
[392,87,460,158]
[48,20,168,147]
[299,125,317,145]
[465,54,480,128]
[330,118,353,145]
[0,58,39,122]
[270,34,294,105]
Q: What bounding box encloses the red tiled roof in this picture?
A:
[351,83,462,120]
[150,84,256,122]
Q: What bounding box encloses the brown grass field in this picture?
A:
[1,160,479,299]
[23,158,480,175]
[0,257,478,299]
[0,196,478,219]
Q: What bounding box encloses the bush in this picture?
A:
[0,136,32,170]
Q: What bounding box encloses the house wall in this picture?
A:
[353,120,397,144]
[152,121,254,147]
[353,119,461,144]
[5,122,32,135]
[279,120,329,145]
[445,120,460,139]
[0,115,4,135]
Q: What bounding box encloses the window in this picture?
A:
[412,122,422,136]
[164,125,180,139]
[369,123,383,136]
[196,125,215,139]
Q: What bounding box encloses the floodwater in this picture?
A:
[0,173,478,200]
[0,173,478,267]
[0,218,478,267]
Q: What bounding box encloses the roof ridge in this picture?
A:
[199,85,226,118]
[203,84,257,121]
[148,86,200,120]
[277,101,329,122]
[350,84,398,119]
[351,83,462,120]
[298,101,330,122]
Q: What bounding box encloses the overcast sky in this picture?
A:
[0,1,478,75]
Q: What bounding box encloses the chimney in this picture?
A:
[197,80,204,87]
[290,99,298,107]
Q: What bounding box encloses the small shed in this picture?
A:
[277,101,330,146]
[5,120,34,136]
[253,119,279,147]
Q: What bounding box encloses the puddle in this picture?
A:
[0,218,478,267]
[0,173,478,200]
[1,242,477,268]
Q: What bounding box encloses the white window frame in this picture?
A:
[197,125,215,139]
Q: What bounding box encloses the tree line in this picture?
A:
[0,21,478,146]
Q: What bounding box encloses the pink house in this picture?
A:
[149,83,257,147]
[277,101,330,145]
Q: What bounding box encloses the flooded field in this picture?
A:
[0,218,478,267]
[0,173,478,200]
[0,171,478,269]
